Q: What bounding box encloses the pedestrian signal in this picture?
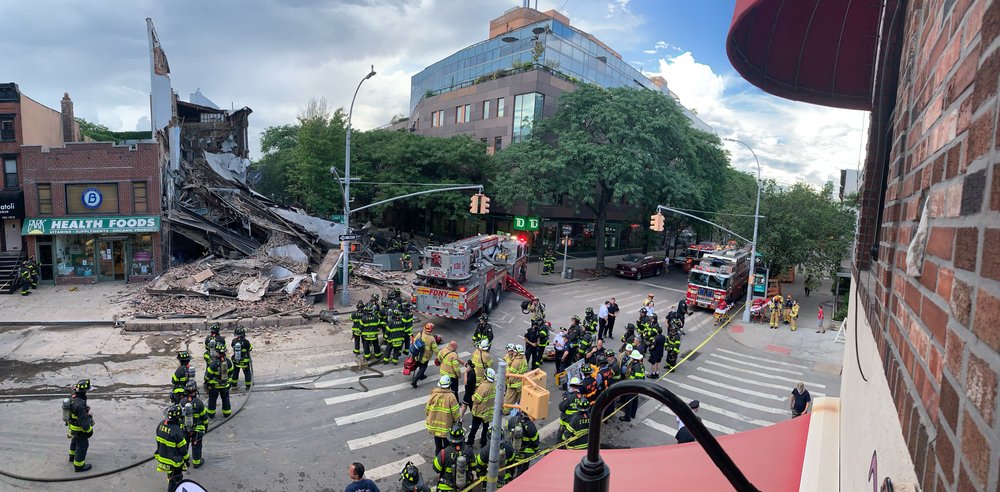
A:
[470,194,481,214]
[650,213,665,232]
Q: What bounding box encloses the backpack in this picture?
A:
[409,336,426,359]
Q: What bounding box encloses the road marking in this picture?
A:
[305,361,359,375]
[702,359,826,389]
[684,375,785,401]
[336,395,430,425]
[664,380,787,415]
[666,393,776,427]
[642,418,677,436]
[707,354,804,375]
[714,347,809,369]
[694,367,826,396]
[313,368,403,388]
[638,282,687,294]
[256,379,315,388]
[655,406,736,434]
[324,382,415,406]
[365,454,426,481]
[347,421,426,450]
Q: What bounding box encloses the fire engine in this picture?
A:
[411,234,536,320]
[685,247,751,310]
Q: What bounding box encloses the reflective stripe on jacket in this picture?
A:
[425,388,460,437]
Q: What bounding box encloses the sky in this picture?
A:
[0,0,867,189]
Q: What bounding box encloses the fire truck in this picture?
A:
[411,234,536,320]
[685,248,751,309]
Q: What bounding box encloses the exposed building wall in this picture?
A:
[18,95,65,148]
[854,1,1000,490]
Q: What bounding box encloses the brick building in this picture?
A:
[19,141,162,284]
[728,0,999,490]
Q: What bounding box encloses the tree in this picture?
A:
[491,84,728,268]
[251,124,298,203]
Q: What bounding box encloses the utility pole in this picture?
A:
[561,224,571,278]
[485,360,507,492]
[340,65,376,307]
[723,138,762,323]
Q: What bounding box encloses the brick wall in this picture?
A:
[857,1,1000,490]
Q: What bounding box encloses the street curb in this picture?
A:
[123,315,315,332]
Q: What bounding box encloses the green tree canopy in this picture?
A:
[491,84,729,268]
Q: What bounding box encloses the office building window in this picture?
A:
[431,110,444,128]
[497,98,506,117]
[456,104,471,123]
[37,183,52,214]
[3,157,16,188]
[512,92,545,143]
[483,100,491,119]
[494,136,502,151]
[0,117,14,141]
[133,181,148,213]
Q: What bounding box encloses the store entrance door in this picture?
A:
[36,240,54,283]
[98,238,127,281]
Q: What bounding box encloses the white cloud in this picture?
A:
[648,52,867,188]
[642,49,657,54]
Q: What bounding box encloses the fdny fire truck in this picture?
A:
[412,234,536,320]
[685,248,751,310]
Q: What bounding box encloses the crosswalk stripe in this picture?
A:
[313,368,403,389]
[642,418,677,436]
[347,421,426,450]
[708,354,804,375]
[637,282,687,294]
[714,347,809,369]
[256,379,315,388]
[365,454,426,481]
[654,406,736,434]
[664,380,787,415]
[324,382,415,406]
[684,375,785,401]
[702,359,826,388]
[694,366,827,396]
[305,361,359,376]
[336,395,429,425]
[666,393,776,427]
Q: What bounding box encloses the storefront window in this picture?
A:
[56,235,95,279]
[130,234,154,276]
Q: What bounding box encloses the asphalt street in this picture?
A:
[0,267,841,491]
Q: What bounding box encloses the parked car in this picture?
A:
[615,255,665,280]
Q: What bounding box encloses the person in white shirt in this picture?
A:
[597,302,610,340]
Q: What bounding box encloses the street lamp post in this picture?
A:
[724,138,762,323]
[341,65,376,307]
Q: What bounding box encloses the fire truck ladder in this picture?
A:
[504,276,537,302]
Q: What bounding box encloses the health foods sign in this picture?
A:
[22,216,161,235]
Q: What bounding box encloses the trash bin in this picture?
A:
[563,268,574,279]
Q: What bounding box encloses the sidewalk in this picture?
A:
[726,274,844,375]
[0,282,137,324]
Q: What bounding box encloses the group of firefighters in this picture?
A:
[349,288,416,364]
[62,322,254,492]
[10,255,39,296]
[766,293,801,330]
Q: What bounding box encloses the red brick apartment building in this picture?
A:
[728,0,999,490]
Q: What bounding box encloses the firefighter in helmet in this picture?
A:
[154,404,189,492]
[181,381,208,468]
[66,378,94,472]
[351,300,365,355]
[204,323,225,363]
[231,326,253,390]
[171,351,192,404]
[432,423,476,491]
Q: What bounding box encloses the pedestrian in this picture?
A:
[345,462,380,492]
[677,298,688,318]
[552,327,567,375]
[606,297,619,339]
[816,306,826,333]
[231,326,253,389]
[437,340,463,400]
[426,376,461,455]
[468,368,496,448]
[675,399,700,444]
[411,323,439,388]
[790,382,812,418]
[204,340,234,419]
[66,378,94,472]
[648,330,665,379]
[597,301,610,340]
[154,404,189,492]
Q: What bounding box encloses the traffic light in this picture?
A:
[650,212,665,232]
[479,194,491,214]
[470,194,480,214]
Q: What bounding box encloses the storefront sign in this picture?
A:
[513,215,540,231]
[81,188,103,209]
[0,190,24,219]
[22,215,161,235]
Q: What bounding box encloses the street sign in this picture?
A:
[561,225,572,236]
[339,234,357,241]
[330,214,344,223]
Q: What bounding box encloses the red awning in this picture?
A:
[726,0,886,111]
[504,414,811,491]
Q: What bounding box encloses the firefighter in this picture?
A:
[411,323,439,388]
[504,345,529,415]
[203,323,225,363]
[181,381,208,468]
[790,300,800,331]
[66,378,94,472]
[400,460,431,492]
[472,437,517,486]
[769,294,783,329]
[620,322,637,347]
[559,376,587,423]
[468,367,496,448]
[665,321,682,369]
[401,300,415,353]
[401,250,412,272]
[637,307,651,340]
[437,340,463,400]
[384,309,407,364]
[594,353,618,420]
[526,298,545,322]
[154,404,189,492]
[505,411,539,477]
[618,350,646,422]
[784,294,795,324]
[472,314,494,347]
[531,320,549,370]
[351,300,365,355]
[204,341,234,419]
[170,351,192,404]
[360,304,383,361]
[426,376,461,455]
[465,340,492,410]
[560,397,591,450]
[523,321,542,370]
[26,255,39,289]
[433,424,476,491]
[17,262,31,296]
[231,326,253,390]
[541,248,556,275]
[582,307,598,335]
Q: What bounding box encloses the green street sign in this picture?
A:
[22,215,161,235]
[513,216,527,231]
[330,214,344,223]
[527,217,540,231]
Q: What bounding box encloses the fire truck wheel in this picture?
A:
[494,287,502,306]
[485,292,494,313]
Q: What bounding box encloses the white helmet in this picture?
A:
[569,376,582,386]
[630,350,643,360]
[486,368,496,382]
[479,339,491,350]
[506,343,515,352]
[438,375,452,388]
[624,344,634,353]
[515,344,525,354]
